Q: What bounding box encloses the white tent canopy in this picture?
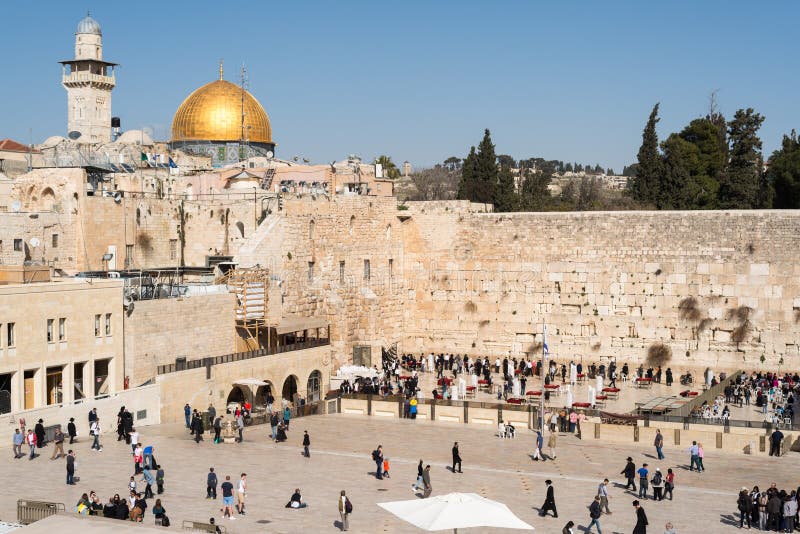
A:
[233,378,269,387]
[378,492,534,533]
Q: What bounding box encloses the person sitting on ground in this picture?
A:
[286,488,308,508]
[89,491,103,515]
[152,498,166,523]
[103,497,117,518]
[76,493,91,515]
[275,422,288,443]
[208,518,222,534]
[114,495,129,520]
[129,493,147,522]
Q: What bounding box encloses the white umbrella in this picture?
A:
[378,492,534,533]
[233,378,269,387]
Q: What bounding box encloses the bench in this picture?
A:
[182,520,227,532]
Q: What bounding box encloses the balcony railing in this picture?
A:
[157,338,330,375]
[62,72,116,85]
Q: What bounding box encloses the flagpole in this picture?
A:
[540,319,546,433]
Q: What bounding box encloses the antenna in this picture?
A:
[239,63,247,163]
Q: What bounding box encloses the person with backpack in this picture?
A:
[587,495,603,533]
[737,487,752,529]
[372,445,384,479]
[651,468,664,501]
[338,490,351,531]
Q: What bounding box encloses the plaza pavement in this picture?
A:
[1,414,796,533]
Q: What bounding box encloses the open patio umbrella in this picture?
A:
[378,492,534,533]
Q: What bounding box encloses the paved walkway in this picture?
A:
[0,414,796,533]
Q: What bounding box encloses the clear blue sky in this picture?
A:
[1,1,798,171]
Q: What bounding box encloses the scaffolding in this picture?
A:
[226,267,270,351]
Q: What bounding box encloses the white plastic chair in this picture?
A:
[497,422,506,439]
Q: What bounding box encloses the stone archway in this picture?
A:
[282,375,298,403]
[255,381,274,408]
[306,370,322,402]
[226,385,247,412]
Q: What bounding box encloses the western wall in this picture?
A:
[238,198,800,372]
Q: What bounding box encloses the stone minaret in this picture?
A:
[60,13,117,144]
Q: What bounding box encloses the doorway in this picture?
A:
[46,366,63,405]
[24,369,36,410]
[282,375,298,402]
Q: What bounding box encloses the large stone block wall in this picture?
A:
[123,292,236,386]
[401,207,800,372]
[237,196,406,365]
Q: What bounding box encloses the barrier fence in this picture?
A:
[16,499,65,525]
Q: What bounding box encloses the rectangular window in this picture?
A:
[13,239,22,252]
[105,313,112,336]
[389,258,394,285]
[94,314,101,337]
[308,261,314,282]
[339,261,345,285]
[7,323,14,347]
[47,319,54,343]
[59,318,66,341]
[52,234,59,248]
[125,244,134,268]
[363,259,371,281]
[169,239,178,261]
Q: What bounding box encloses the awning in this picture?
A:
[274,316,328,335]
[233,378,269,387]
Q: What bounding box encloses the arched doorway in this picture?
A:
[307,370,322,402]
[255,381,274,408]
[282,375,298,403]
[226,386,247,412]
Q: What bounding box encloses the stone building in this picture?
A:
[0,271,123,413]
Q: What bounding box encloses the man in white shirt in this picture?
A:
[236,473,247,515]
[130,429,139,455]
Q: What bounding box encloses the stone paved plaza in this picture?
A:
[1,414,797,533]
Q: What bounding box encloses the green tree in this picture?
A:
[719,108,765,208]
[443,156,462,171]
[630,103,663,204]
[493,165,517,212]
[674,118,726,208]
[474,129,498,204]
[576,176,600,210]
[457,147,478,200]
[519,163,553,211]
[606,168,615,176]
[497,154,516,169]
[769,130,800,208]
[658,134,696,209]
[374,155,400,179]
[565,162,573,172]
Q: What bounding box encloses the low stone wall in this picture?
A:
[0,383,161,444]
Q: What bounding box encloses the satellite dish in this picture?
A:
[68,131,82,140]
[30,238,40,247]
[10,201,21,213]
[266,151,274,159]
[113,192,123,203]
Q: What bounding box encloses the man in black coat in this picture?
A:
[34,419,46,447]
[621,457,637,491]
[539,480,558,518]
[451,442,462,473]
[632,500,648,534]
[67,418,77,444]
[769,428,783,457]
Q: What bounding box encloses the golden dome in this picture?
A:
[171,77,272,144]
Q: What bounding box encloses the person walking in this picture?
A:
[67,418,77,444]
[651,468,664,501]
[540,479,558,518]
[90,418,102,451]
[422,465,432,498]
[34,419,46,448]
[737,487,752,529]
[654,429,664,460]
[688,441,699,471]
[50,427,65,459]
[220,475,234,520]
[696,442,705,472]
[597,478,611,514]
[622,457,637,492]
[451,442,462,473]
[236,413,244,444]
[12,429,23,459]
[632,500,648,534]
[26,429,37,459]
[769,428,783,457]
[207,467,218,499]
[587,495,603,533]
[637,464,649,500]
[548,431,557,460]
[533,430,544,461]
[412,460,424,492]
[65,450,76,485]
[302,431,310,458]
[338,490,351,531]
[184,404,191,430]
[372,445,384,479]
[664,468,675,500]
[236,473,247,516]
[270,411,279,441]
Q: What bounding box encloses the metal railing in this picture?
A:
[17,500,65,525]
[182,520,227,532]
[157,338,330,375]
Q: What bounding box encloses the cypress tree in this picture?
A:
[631,103,662,204]
[493,165,517,212]
[474,129,498,204]
[769,130,800,208]
[457,146,477,201]
[719,108,765,208]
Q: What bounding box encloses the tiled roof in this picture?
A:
[0,138,39,153]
